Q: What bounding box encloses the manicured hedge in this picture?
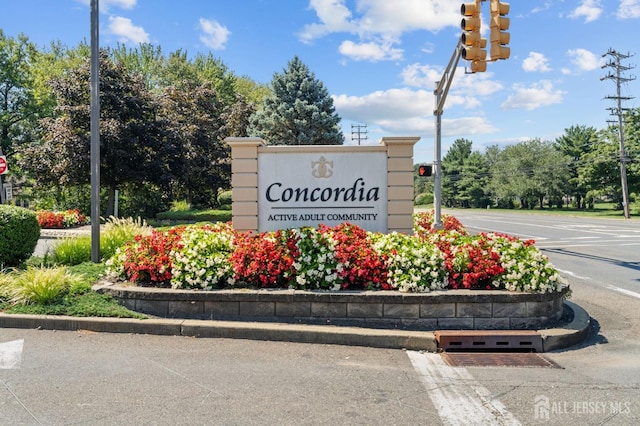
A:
[0,205,41,267]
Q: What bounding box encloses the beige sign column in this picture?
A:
[381,136,420,234]
[226,137,264,232]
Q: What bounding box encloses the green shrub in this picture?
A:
[414,192,434,206]
[0,205,41,267]
[169,200,191,212]
[155,209,232,223]
[217,190,232,207]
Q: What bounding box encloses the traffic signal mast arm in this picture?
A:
[434,38,463,115]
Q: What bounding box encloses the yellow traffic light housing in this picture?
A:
[490,0,510,60]
[461,1,487,72]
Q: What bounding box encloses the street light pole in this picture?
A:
[90,0,100,262]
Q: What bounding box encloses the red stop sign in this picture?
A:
[0,156,7,175]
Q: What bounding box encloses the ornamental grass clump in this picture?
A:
[170,223,236,289]
[5,266,84,305]
[101,216,152,260]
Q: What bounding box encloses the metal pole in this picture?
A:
[90,0,100,262]
[432,39,463,229]
[433,82,443,229]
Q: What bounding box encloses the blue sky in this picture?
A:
[2,0,639,163]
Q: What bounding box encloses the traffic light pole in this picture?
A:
[433,38,463,229]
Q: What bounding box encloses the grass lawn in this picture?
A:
[415,202,639,219]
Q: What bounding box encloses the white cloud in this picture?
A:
[108,16,149,44]
[332,76,500,138]
[104,0,136,9]
[451,70,504,97]
[617,0,640,19]
[299,0,355,42]
[199,18,231,50]
[333,88,432,122]
[522,52,551,72]
[400,63,502,98]
[531,1,553,14]
[351,0,459,34]
[401,63,443,88]
[502,80,565,111]
[338,39,402,61]
[300,0,459,62]
[569,0,602,23]
[567,48,602,71]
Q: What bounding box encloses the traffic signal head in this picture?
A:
[418,164,433,177]
[490,0,510,60]
[461,1,486,72]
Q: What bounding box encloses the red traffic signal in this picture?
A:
[418,164,433,177]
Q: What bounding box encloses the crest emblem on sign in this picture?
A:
[311,156,333,178]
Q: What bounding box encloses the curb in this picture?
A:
[539,301,592,352]
[0,302,591,352]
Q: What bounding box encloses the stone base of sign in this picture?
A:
[96,284,569,331]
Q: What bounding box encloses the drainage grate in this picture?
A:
[441,352,562,368]
[435,330,543,353]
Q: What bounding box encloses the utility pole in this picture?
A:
[601,49,635,219]
[351,123,368,145]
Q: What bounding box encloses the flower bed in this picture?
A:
[105,212,569,295]
[36,209,89,229]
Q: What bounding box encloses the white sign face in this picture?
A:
[258,151,387,232]
[3,183,12,201]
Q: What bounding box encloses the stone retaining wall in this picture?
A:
[97,284,569,331]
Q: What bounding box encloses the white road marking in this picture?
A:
[555,269,640,299]
[407,351,521,426]
[554,268,592,281]
[606,285,640,299]
[0,339,24,369]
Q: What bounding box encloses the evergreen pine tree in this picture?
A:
[249,56,344,145]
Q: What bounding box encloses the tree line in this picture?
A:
[2,30,637,217]
[424,121,639,210]
[0,31,343,217]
